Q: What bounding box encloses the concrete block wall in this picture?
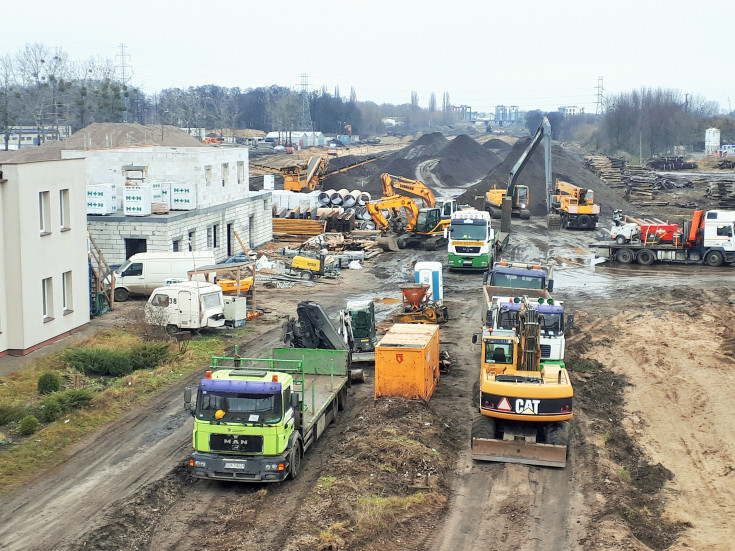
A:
[88,192,272,266]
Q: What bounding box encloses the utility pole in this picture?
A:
[298,73,313,132]
[595,76,604,115]
[116,44,133,123]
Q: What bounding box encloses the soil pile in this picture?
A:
[433,134,502,188]
[483,138,513,154]
[457,139,632,217]
[400,132,449,160]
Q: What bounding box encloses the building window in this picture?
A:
[237,161,245,184]
[62,271,73,313]
[59,189,71,231]
[188,231,195,251]
[205,165,212,186]
[173,239,180,252]
[213,224,219,248]
[39,191,51,234]
[222,163,229,187]
[42,277,54,321]
[264,199,268,211]
[206,227,212,247]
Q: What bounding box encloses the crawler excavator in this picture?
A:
[471,296,572,467]
[484,117,552,222]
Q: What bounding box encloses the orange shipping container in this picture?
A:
[375,323,440,401]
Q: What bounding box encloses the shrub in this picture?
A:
[62,348,132,376]
[0,404,27,426]
[18,415,40,435]
[56,388,95,410]
[129,342,171,371]
[37,395,65,423]
[37,372,61,395]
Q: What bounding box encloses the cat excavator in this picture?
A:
[471,295,573,467]
[251,156,382,192]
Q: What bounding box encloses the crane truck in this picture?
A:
[549,179,600,230]
[596,209,735,266]
[485,117,551,220]
[445,209,509,270]
[471,296,573,468]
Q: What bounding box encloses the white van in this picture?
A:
[145,281,225,333]
[110,251,216,302]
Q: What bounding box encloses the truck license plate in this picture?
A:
[224,462,246,469]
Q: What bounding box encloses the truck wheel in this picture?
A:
[577,214,593,229]
[114,288,129,302]
[705,251,724,267]
[337,387,347,411]
[615,235,627,245]
[636,249,655,266]
[616,249,634,264]
[288,440,302,480]
[165,324,179,335]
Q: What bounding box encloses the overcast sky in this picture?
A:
[2,0,731,115]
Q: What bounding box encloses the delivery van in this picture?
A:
[110,251,216,301]
[145,281,225,333]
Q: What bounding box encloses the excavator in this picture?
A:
[369,173,458,251]
[471,295,573,467]
[485,117,551,221]
[251,155,382,192]
[549,179,600,230]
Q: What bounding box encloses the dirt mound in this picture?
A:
[483,138,512,153]
[399,132,448,160]
[433,135,503,188]
[457,139,632,216]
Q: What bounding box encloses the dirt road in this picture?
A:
[1,218,734,550]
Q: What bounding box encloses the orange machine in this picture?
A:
[375,323,440,401]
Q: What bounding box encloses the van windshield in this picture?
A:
[117,260,131,274]
[201,292,221,310]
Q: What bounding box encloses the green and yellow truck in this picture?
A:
[185,347,349,482]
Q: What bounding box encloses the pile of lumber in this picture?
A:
[272,219,326,237]
[646,156,698,171]
[584,155,626,185]
[706,179,735,209]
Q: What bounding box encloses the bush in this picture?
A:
[37,395,65,423]
[18,415,40,435]
[56,388,95,410]
[0,404,27,426]
[129,342,171,371]
[37,372,61,395]
[62,348,132,376]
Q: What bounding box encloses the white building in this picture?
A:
[0,158,90,356]
[558,106,585,117]
[61,146,272,266]
[4,125,73,149]
[265,131,326,147]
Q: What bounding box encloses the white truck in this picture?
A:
[445,210,509,270]
[145,281,225,333]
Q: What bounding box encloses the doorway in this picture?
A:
[125,238,147,259]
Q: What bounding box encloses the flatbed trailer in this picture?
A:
[593,241,735,266]
[186,347,349,482]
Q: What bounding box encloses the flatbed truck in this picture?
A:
[185,347,349,482]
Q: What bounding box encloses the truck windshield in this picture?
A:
[196,391,283,424]
[450,223,486,240]
[497,310,563,333]
[540,313,563,333]
[201,292,221,309]
[492,273,543,289]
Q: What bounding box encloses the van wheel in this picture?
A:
[166,324,179,335]
[114,288,129,302]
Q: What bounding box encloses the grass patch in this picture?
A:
[0,328,227,494]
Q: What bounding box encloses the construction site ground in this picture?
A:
[2,214,735,551]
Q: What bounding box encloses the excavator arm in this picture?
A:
[380,173,436,208]
[507,117,551,205]
[366,195,421,232]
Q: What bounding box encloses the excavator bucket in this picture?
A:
[471,437,567,468]
[377,234,400,251]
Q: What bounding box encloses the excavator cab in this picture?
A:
[415,208,442,235]
[513,185,529,210]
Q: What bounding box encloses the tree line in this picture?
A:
[1,43,464,149]
[525,88,734,161]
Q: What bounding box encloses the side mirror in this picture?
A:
[443,227,448,239]
[291,392,300,409]
[184,386,194,416]
[471,333,481,345]
[565,313,574,330]
[547,280,554,293]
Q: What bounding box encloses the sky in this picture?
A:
[2,0,732,115]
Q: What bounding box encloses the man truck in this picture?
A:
[445,210,509,270]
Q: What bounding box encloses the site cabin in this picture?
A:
[595,210,735,266]
[108,251,216,302]
[186,347,349,483]
[445,210,509,270]
[145,281,225,333]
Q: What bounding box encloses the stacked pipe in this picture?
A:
[316,189,372,209]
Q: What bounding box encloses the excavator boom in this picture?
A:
[380,173,436,208]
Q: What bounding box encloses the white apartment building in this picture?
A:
[0,158,90,356]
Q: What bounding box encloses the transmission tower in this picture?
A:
[299,73,314,132]
[595,76,604,115]
[116,44,133,122]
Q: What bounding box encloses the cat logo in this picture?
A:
[395,353,404,364]
[515,399,541,415]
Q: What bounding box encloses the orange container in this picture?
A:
[375,323,440,401]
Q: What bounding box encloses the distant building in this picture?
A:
[494,106,519,125]
[705,128,721,156]
[4,125,73,148]
[558,106,585,117]
[264,131,325,148]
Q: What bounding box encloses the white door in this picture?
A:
[178,291,196,328]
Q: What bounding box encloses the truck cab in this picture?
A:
[446,210,496,270]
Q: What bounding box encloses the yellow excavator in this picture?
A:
[251,156,382,192]
[471,296,573,467]
[549,179,600,230]
[485,117,551,220]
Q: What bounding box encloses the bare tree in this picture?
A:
[349,87,357,103]
[428,92,436,113]
[410,91,419,110]
[0,54,20,150]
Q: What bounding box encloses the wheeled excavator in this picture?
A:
[471,296,573,467]
[251,155,382,192]
[549,179,600,230]
[484,117,552,222]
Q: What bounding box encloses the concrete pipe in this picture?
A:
[318,189,334,206]
[330,189,347,205]
[357,192,371,206]
[343,190,357,208]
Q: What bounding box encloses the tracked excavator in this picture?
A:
[251,155,382,192]
[471,296,572,467]
[485,117,552,222]
[370,173,458,251]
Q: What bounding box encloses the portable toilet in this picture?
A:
[414,261,443,303]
